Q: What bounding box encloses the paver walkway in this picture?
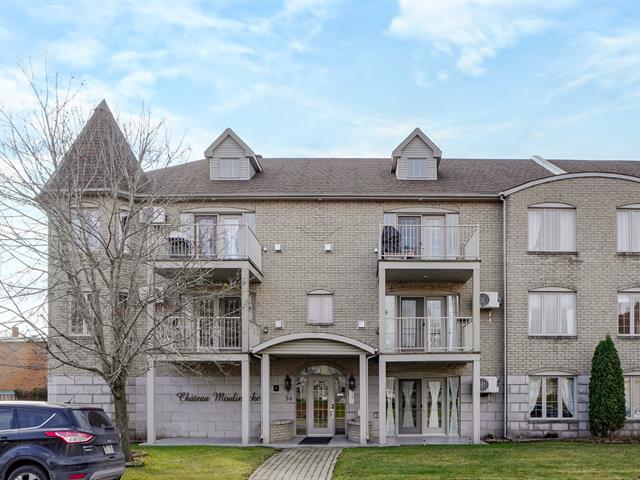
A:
[249,448,342,480]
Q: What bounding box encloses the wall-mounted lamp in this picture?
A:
[274,243,283,253]
[324,243,333,253]
[284,374,292,392]
[348,374,357,392]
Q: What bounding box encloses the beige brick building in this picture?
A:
[48,103,640,445]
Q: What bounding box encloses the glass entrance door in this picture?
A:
[398,379,422,434]
[307,376,335,436]
[424,378,446,434]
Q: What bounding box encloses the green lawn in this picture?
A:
[333,442,640,480]
[123,446,274,480]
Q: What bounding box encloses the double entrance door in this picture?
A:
[398,378,446,435]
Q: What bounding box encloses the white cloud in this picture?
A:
[389,0,553,75]
[568,30,640,90]
[49,35,104,67]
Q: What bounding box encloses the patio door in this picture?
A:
[398,379,422,434]
[426,297,446,350]
[398,216,421,258]
[195,216,217,257]
[400,297,424,350]
[307,376,335,436]
[218,215,242,258]
[424,378,446,434]
[219,297,240,349]
[423,216,445,258]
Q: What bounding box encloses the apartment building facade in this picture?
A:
[47,102,640,445]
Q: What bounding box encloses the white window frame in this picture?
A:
[529,375,576,420]
[117,210,131,253]
[219,157,241,179]
[624,375,640,419]
[617,207,640,253]
[406,157,429,178]
[70,208,101,252]
[69,293,94,336]
[307,290,334,325]
[528,290,576,336]
[618,292,640,336]
[528,204,576,252]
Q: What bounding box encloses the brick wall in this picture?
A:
[505,177,640,437]
[0,339,47,391]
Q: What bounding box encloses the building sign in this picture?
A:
[176,391,261,403]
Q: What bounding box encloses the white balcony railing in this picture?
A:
[153,223,262,270]
[384,316,474,353]
[379,224,479,261]
[158,316,242,352]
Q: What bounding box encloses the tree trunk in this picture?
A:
[110,377,132,462]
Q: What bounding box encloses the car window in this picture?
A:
[72,409,114,431]
[17,408,69,429]
[0,408,15,430]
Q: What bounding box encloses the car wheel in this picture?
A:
[9,465,48,480]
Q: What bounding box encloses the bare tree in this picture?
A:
[0,66,246,461]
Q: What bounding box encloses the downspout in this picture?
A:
[501,194,509,439]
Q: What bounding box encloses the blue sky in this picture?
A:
[1,0,640,160]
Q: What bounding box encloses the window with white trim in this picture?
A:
[117,210,130,252]
[528,205,576,252]
[70,293,94,336]
[70,208,101,252]
[529,291,576,336]
[529,376,576,419]
[219,158,241,178]
[624,376,640,419]
[617,209,640,252]
[307,290,333,325]
[618,293,640,335]
[406,158,429,178]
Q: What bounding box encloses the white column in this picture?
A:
[472,266,480,351]
[146,357,155,445]
[359,353,368,444]
[261,353,270,444]
[241,265,250,352]
[241,357,250,445]
[472,359,481,444]
[378,263,387,353]
[378,356,387,445]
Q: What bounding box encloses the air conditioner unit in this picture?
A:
[480,376,499,394]
[139,206,166,224]
[479,292,500,309]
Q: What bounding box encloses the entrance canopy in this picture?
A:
[251,333,375,356]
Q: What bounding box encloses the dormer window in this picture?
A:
[205,128,262,181]
[407,158,429,178]
[391,128,442,180]
[219,158,241,178]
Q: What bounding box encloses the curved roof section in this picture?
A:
[252,333,376,354]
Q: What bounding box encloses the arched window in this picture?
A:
[528,203,575,252]
[528,287,576,336]
[307,289,333,325]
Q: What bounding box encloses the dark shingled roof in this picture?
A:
[47,100,147,192]
[549,159,640,177]
[143,157,558,198]
[56,106,640,199]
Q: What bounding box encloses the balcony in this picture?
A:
[151,223,262,277]
[157,316,260,353]
[379,224,479,261]
[383,316,475,353]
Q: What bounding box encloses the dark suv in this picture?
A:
[0,402,125,480]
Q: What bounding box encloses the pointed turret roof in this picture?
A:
[47,100,147,193]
